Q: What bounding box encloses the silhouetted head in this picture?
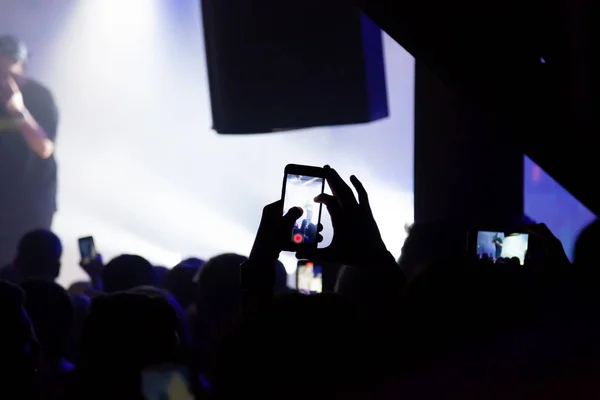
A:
[129,285,192,345]
[14,229,62,281]
[510,257,521,266]
[574,219,600,269]
[81,292,180,369]
[74,292,181,398]
[0,35,27,76]
[193,253,247,350]
[101,254,155,293]
[164,261,203,309]
[21,279,73,361]
[182,257,205,269]
[194,253,247,318]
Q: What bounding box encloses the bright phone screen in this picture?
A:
[476,231,529,265]
[297,261,323,294]
[78,237,96,264]
[283,174,324,245]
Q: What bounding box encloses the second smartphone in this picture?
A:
[78,236,97,265]
[296,260,323,294]
[281,164,325,251]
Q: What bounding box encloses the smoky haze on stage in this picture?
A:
[0,0,414,285]
[2,0,593,286]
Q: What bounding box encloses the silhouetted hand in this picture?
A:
[80,254,104,288]
[527,223,570,269]
[249,200,303,264]
[243,201,303,294]
[297,166,389,269]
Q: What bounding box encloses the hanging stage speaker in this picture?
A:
[201,0,389,134]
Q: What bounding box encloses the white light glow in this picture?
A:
[1,0,415,287]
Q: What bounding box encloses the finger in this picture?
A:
[317,233,324,243]
[350,175,370,208]
[282,207,303,232]
[325,168,357,208]
[314,193,335,205]
[263,199,282,212]
[261,200,283,223]
[315,193,341,221]
[317,223,323,233]
[283,206,303,222]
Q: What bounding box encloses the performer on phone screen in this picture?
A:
[0,35,59,266]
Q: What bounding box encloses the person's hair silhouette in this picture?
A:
[101,254,156,293]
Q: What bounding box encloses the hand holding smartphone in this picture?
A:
[78,236,97,265]
[281,164,325,250]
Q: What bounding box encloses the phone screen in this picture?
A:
[283,174,324,246]
[476,231,529,265]
[297,261,323,294]
[141,364,195,400]
[78,236,96,264]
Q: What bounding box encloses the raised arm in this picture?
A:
[4,77,57,159]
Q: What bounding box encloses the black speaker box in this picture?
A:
[201,0,389,134]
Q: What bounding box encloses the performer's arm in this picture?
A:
[5,77,56,159]
[16,111,54,159]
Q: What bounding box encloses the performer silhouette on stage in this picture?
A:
[492,233,503,261]
[0,35,59,266]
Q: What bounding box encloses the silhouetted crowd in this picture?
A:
[1,166,599,399]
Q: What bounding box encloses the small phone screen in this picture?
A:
[78,237,96,264]
[283,174,324,246]
[297,261,323,294]
[476,231,529,265]
[141,364,195,400]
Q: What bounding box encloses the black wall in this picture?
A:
[414,62,523,226]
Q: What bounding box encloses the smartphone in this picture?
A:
[296,260,323,294]
[474,230,529,265]
[281,164,325,250]
[141,364,195,400]
[78,236,97,265]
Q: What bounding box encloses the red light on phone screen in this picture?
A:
[306,262,313,267]
[293,234,303,243]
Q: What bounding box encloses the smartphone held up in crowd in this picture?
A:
[78,236,97,265]
[281,164,325,251]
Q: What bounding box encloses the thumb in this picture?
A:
[282,207,303,229]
